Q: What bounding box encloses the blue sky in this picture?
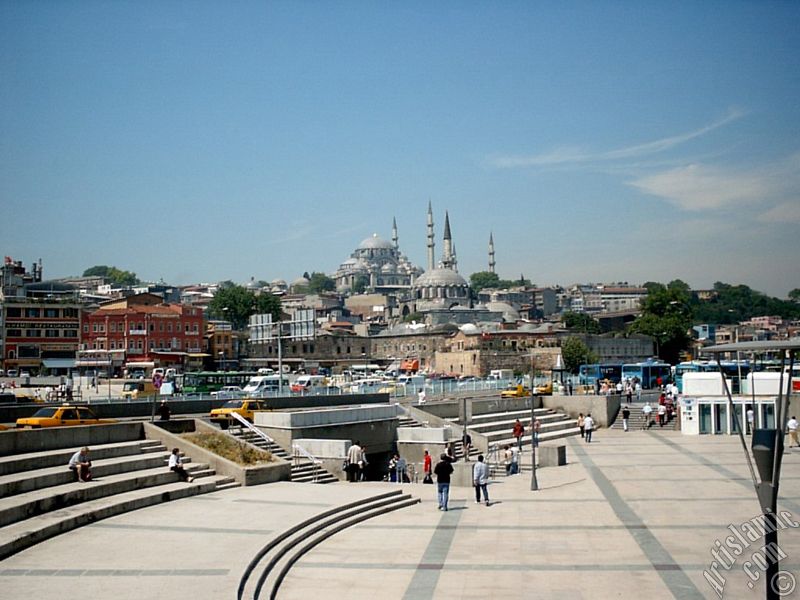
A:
[2,2,798,297]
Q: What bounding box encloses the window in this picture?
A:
[6,307,21,318]
[63,308,78,318]
[45,308,59,318]
[168,323,172,333]
[110,322,116,332]
[25,329,42,337]
[26,308,40,318]
[98,324,105,333]
[45,330,59,338]
[149,323,154,332]
[84,324,89,333]
[159,323,164,332]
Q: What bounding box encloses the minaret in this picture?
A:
[488,232,496,274]
[392,217,399,250]
[426,201,435,272]
[452,243,458,272]
[441,211,454,270]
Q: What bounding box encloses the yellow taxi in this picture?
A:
[500,384,531,398]
[15,405,116,429]
[209,399,266,429]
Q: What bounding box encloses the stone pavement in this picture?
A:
[1,429,799,599]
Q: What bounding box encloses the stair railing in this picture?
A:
[230,412,277,447]
[292,443,323,483]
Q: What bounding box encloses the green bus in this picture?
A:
[180,371,257,394]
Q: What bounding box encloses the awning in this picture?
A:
[75,360,112,367]
[42,358,77,369]
[187,353,211,358]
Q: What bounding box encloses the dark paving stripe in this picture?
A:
[360,523,738,531]
[568,438,705,600]
[90,523,273,535]
[296,562,800,572]
[0,569,229,577]
[649,432,800,514]
[401,502,464,600]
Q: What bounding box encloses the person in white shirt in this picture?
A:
[787,416,799,448]
[583,414,595,443]
[169,448,193,482]
[658,404,667,427]
[642,403,653,429]
[346,441,363,482]
[746,408,755,434]
[473,455,490,505]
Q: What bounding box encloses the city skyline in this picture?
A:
[2,3,798,297]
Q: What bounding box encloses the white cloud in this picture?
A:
[627,164,768,211]
[628,153,800,213]
[490,108,745,169]
[757,202,800,224]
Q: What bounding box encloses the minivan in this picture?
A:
[121,379,158,400]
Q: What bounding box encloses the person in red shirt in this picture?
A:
[423,449,432,480]
[512,419,524,451]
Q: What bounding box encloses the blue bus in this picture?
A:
[674,360,750,393]
[621,360,672,389]
[578,364,623,387]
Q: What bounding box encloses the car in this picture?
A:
[6,369,19,378]
[209,399,266,429]
[211,386,246,400]
[15,405,116,429]
[534,382,553,395]
[120,379,158,400]
[500,384,531,398]
[19,371,31,378]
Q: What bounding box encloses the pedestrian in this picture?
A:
[169,448,193,482]
[388,454,398,482]
[746,407,755,434]
[635,380,642,402]
[625,382,633,404]
[622,406,631,432]
[445,443,456,463]
[512,419,524,451]
[510,445,520,475]
[462,430,472,461]
[530,416,541,448]
[68,447,92,482]
[788,416,799,448]
[395,453,408,484]
[658,404,667,427]
[423,449,433,484]
[567,380,573,396]
[434,453,454,511]
[584,413,595,443]
[418,388,426,404]
[503,444,513,475]
[359,445,368,481]
[473,454,490,506]
[642,403,653,429]
[158,400,171,421]
[577,413,585,438]
[346,440,362,482]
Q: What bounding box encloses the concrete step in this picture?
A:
[0,451,177,498]
[0,476,223,561]
[468,415,573,436]
[477,418,576,440]
[0,461,207,528]
[0,440,165,477]
[450,407,553,426]
[489,426,582,448]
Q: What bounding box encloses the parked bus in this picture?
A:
[578,364,623,387]
[621,360,672,389]
[181,371,257,395]
[674,360,750,393]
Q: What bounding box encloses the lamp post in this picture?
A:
[530,392,539,491]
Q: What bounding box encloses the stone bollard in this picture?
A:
[539,445,567,467]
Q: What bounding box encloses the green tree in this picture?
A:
[208,286,281,330]
[403,312,424,323]
[307,272,336,293]
[352,275,369,294]
[561,337,597,374]
[83,265,140,286]
[562,311,601,334]
[790,289,800,303]
[628,281,693,362]
[469,271,500,292]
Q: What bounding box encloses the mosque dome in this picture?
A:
[357,233,394,250]
[291,276,310,288]
[270,278,287,287]
[486,301,520,322]
[413,268,468,288]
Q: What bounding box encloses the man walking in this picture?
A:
[642,403,653,429]
[473,455,490,506]
[583,413,595,443]
[512,419,524,451]
[788,416,799,448]
[346,440,362,482]
[530,416,541,448]
[622,406,631,432]
[434,453,454,511]
[746,407,755,434]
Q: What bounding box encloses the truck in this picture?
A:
[489,369,515,381]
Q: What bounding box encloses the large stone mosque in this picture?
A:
[333,203,499,321]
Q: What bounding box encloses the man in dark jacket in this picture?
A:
[434,453,454,511]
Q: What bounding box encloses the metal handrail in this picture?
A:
[291,443,323,483]
[230,412,277,447]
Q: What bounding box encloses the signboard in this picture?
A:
[153,373,163,390]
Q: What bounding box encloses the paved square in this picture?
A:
[1,429,798,599]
